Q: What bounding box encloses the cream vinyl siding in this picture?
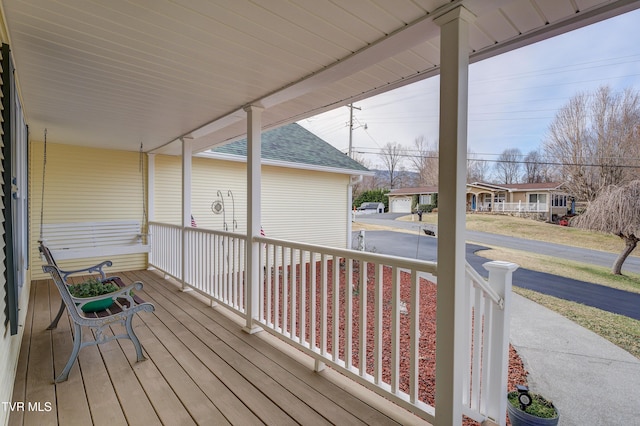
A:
[262,165,348,248]
[153,154,182,224]
[154,155,349,249]
[30,142,148,280]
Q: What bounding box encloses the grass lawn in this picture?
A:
[362,213,640,359]
[401,212,637,256]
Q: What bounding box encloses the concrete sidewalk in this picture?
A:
[510,294,640,425]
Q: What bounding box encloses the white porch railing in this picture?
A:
[149,222,248,316]
[148,221,517,425]
[493,201,548,213]
[462,261,517,425]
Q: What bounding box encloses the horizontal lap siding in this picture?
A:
[153,155,182,225]
[262,165,348,248]
[193,157,248,232]
[154,156,348,248]
[30,142,147,279]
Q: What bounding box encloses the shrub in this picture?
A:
[68,278,118,298]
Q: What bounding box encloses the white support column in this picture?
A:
[434,6,475,426]
[147,153,155,223]
[244,104,264,334]
[347,175,362,250]
[147,153,155,268]
[347,182,353,250]
[181,137,193,291]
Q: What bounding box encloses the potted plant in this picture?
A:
[68,278,119,312]
[507,385,559,426]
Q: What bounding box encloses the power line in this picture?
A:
[351,149,640,168]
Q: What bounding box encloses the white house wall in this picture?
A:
[154,155,349,249]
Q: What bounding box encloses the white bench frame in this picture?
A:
[41,220,150,260]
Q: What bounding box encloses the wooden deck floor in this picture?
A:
[10,269,429,426]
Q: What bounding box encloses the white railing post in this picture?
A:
[482,260,518,426]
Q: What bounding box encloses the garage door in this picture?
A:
[391,197,411,213]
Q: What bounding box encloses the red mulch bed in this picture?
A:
[263,259,527,424]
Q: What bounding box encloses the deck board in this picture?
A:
[127,270,379,426]
[11,269,429,425]
[128,270,330,425]
[8,279,37,426]
[135,276,299,425]
[51,308,92,425]
[23,280,57,426]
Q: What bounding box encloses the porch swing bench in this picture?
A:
[41,220,150,261]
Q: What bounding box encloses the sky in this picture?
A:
[298,8,640,169]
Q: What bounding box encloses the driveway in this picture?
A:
[357,230,640,321]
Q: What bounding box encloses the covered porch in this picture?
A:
[3,2,639,426]
[13,269,422,425]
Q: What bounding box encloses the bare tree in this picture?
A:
[350,152,376,199]
[592,86,640,186]
[409,135,438,185]
[544,86,640,202]
[467,149,490,183]
[522,150,548,183]
[379,142,405,189]
[493,148,522,184]
[572,180,640,274]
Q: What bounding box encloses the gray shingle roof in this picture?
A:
[212,123,369,173]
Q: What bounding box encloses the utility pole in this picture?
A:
[347,103,362,158]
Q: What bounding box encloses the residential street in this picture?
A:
[354,215,640,320]
[355,213,640,274]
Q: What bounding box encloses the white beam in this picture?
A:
[434,6,475,426]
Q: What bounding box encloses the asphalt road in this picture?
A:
[355,228,640,321]
[355,213,640,274]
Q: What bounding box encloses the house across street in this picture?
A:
[387,182,573,221]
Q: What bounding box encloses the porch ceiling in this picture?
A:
[3,0,638,154]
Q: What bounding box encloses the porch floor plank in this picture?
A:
[51,304,92,426]
[11,269,429,426]
[127,272,302,426]
[8,278,38,426]
[126,270,389,426]
[22,280,57,426]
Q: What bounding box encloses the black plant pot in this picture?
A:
[507,392,559,426]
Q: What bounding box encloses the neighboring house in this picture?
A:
[391,182,573,219]
[467,182,573,219]
[387,186,438,213]
[154,123,372,248]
